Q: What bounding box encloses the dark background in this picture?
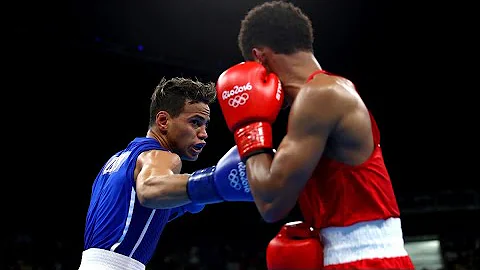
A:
[5,0,478,269]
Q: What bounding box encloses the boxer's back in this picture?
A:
[297,70,401,228]
[83,137,171,265]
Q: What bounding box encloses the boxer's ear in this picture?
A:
[252,48,266,64]
[156,111,170,132]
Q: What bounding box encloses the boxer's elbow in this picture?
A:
[260,206,288,223]
[252,181,295,223]
[258,201,292,223]
[136,176,179,209]
[136,185,169,209]
[260,205,287,223]
[252,187,284,223]
[138,195,155,209]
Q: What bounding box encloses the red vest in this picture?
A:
[298,70,400,229]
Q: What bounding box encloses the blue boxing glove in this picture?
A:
[168,203,205,222]
[187,145,253,204]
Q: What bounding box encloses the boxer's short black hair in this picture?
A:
[238,1,314,61]
[149,77,216,126]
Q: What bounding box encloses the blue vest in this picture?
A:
[84,137,178,264]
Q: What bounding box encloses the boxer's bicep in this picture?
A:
[255,86,338,222]
[273,87,334,192]
[136,150,180,183]
[135,150,190,208]
[273,128,326,188]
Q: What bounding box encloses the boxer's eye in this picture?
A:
[190,116,209,130]
[190,119,201,128]
[191,119,208,129]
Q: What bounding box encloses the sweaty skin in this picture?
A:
[135,102,210,209]
[246,73,374,223]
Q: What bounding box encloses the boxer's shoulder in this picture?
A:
[137,149,182,174]
[303,74,361,114]
[295,78,350,116]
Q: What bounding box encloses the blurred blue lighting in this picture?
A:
[137,45,144,51]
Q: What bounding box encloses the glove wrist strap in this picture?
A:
[187,166,224,204]
[234,122,273,162]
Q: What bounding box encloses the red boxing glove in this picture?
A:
[216,62,284,160]
[266,221,324,270]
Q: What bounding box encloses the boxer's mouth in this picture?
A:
[192,143,206,151]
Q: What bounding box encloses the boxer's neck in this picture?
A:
[269,51,322,99]
[147,129,172,150]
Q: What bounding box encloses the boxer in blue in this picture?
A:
[79,77,253,270]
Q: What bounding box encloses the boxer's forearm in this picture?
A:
[136,174,191,209]
[246,153,295,223]
[246,153,276,199]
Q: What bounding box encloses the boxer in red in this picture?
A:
[215,1,415,269]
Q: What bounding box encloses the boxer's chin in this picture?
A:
[185,147,201,161]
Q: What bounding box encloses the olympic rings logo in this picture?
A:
[228,162,250,193]
[228,93,249,108]
[228,169,242,190]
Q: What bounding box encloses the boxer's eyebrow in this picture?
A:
[189,115,210,126]
[190,114,210,121]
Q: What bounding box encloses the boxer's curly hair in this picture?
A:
[238,1,314,61]
[149,77,216,126]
